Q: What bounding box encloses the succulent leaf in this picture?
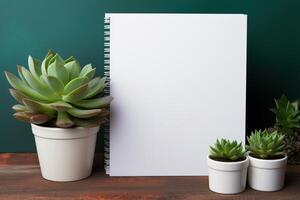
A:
[17,65,30,86]
[48,101,72,111]
[47,59,69,85]
[64,77,88,94]
[96,109,110,117]
[80,64,92,76]
[67,107,103,118]
[28,56,42,80]
[40,75,64,95]
[84,77,106,99]
[30,114,50,124]
[62,83,88,103]
[41,54,54,76]
[13,112,31,123]
[12,104,27,112]
[45,49,55,58]
[22,98,55,116]
[5,71,48,101]
[23,99,55,118]
[20,66,59,100]
[79,64,95,80]
[56,111,74,128]
[64,60,81,80]
[83,68,96,81]
[9,89,28,104]
[64,56,75,63]
[74,96,113,109]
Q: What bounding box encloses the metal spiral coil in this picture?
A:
[103,15,110,175]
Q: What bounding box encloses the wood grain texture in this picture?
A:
[0,153,299,200]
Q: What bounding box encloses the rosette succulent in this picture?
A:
[4,50,112,128]
[209,139,245,161]
[247,129,285,159]
[270,95,300,134]
[270,95,300,164]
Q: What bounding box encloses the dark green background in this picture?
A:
[1,0,299,152]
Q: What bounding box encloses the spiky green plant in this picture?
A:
[247,129,285,159]
[270,95,300,134]
[270,95,300,164]
[4,50,113,128]
[209,139,245,161]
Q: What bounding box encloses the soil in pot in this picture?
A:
[249,154,285,160]
[209,156,247,162]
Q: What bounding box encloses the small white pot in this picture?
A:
[31,124,99,182]
[207,156,249,194]
[248,154,287,191]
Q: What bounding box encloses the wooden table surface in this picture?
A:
[0,153,299,200]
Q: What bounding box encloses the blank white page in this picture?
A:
[108,14,247,176]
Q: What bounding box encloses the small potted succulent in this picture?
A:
[247,129,287,191]
[270,95,300,164]
[4,50,112,182]
[207,139,249,194]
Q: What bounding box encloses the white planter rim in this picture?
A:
[31,124,99,140]
[248,154,287,169]
[207,155,249,172]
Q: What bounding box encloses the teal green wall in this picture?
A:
[1,0,300,152]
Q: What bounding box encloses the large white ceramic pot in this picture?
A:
[207,156,249,194]
[248,154,287,191]
[31,124,99,182]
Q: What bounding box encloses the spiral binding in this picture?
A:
[104,15,110,175]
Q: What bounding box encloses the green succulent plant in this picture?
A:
[270,95,300,164]
[247,129,285,159]
[4,50,113,128]
[270,95,300,134]
[209,139,245,161]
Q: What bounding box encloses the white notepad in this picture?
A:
[104,14,247,176]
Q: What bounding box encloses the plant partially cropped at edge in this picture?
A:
[247,129,285,159]
[4,50,113,128]
[209,139,245,161]
[270,95,300,134]
[270,95,300,164]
